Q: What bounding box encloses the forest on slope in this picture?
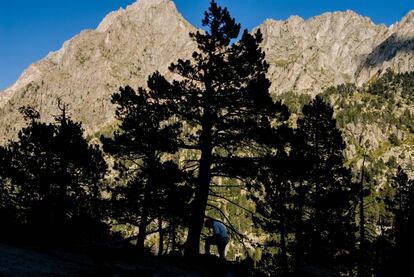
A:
[1,1,414,276]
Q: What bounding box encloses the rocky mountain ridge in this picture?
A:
[0,0,197,143]
[259,10,414,95]
[0,0,414,143]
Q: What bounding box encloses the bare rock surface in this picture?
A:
[1,0,414,142]
[0,0,196,143]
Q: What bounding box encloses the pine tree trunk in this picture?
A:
[158,216,164,256]
[185,149,212,256]
[358,156,366,277]
[171,221,177,253]
[185,115,213,256]
[295,181,305,269]
[136,178,152,254]
[136,204,149,254]
[280,212,289,274]
[137,157,157,254]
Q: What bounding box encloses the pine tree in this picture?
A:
[101,86,189,254]
[296,96,357,272]
[0,146,16,227]
[3,105,107,241]
[254,150,295,274]
[142,0,288,256]
[387,166,414,272]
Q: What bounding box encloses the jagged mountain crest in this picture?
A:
[0,0,197,143]
[357,11,414,84]
[258,10,389,95]
[0,1,414,143]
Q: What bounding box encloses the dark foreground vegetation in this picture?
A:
[0,242,258,276]
[1,1,414,276]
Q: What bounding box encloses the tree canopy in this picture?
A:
[0,105,107,242]
[137,0,289,256]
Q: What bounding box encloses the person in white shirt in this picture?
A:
[204,218,229,259]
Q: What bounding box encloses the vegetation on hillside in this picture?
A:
[1,1,414,276]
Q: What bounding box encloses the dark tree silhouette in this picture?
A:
[254,97,357,275]
[0,146,17,228]
[139,0,288,256]
[383,166,414,274]
[296,96,357,272]
[156,161,193,255]
[1,105,107,242]
[254,150,295,274]
[391,167,413,249]
[289,131,311,270]
[101,86,190,254]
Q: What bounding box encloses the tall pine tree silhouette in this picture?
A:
[254,150,295,274]
[386,166,414,274]
[142,0,288,256]
[3,105,107,241]
[101,86,188,254]
[296,96,357,272]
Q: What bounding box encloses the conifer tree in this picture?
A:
[296,96,357,271]
[386,166,414,273]
[101,86,189,253]
[0,146,16,226]
[141,0,289,256]
[3,105,107,241]
[254,97,356,274]
[254,149,295,274]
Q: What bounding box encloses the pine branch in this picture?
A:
[176,143,200,150]
[208,192,255,215]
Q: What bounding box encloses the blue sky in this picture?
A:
[1,0,413,90]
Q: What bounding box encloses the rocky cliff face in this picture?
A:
[1,0,414,143]
[259,11,388,95]
[259,10,414,96]
[0,0,196,143]
[356,11,414,85]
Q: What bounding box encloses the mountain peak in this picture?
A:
[136,0,171,8]
[97,0,177,32]
[129,0,176,13]
[0,0,195,143]
[287,15,304,24]
[2,4,414,144]
[397,10,414,27]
